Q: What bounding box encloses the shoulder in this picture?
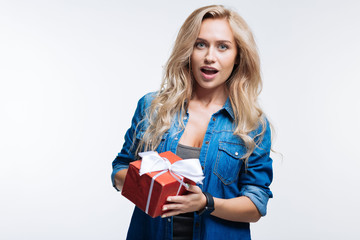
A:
[138,91,157,108]
[135,91,158,113]
[251,115,272,153]
[249,115,271,138]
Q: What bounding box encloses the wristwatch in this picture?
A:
[197,192,215,215]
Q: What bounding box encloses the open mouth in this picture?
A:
[200,67,219,75]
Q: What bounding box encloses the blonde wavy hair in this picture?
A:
[136,5,267,161]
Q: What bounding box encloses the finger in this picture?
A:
[166,195,186,203]
[161,209,182,218]
[162,203,183,212]
[162,203,185,217]
[185,184,202,194]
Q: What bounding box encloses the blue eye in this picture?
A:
[195,42,206,48]
[219,44,228,50]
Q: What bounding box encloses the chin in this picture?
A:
[198,82,225,90]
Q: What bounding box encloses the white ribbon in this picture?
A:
[139,151,204,184]
[138,151,205,214]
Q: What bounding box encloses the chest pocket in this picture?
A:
[213,141,246,185]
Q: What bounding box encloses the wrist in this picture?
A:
[200,192,207,210]
[197,192,215,216]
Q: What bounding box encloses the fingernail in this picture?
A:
[185,183,190,190]
[163,207,167,211]
[167,197,171,201]
[161,214,166,218]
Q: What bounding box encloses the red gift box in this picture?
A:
[121,151,194,218]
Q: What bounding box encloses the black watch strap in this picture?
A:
[197,192,215,215]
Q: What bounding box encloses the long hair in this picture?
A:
[136,5,267,161]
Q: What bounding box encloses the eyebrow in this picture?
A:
[196,38,234,44]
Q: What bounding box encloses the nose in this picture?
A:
[204,47,215,64]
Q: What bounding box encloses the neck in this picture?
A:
[192,85,228,108]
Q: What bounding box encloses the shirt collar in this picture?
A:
[222,97,235,120]
[184,97,235,120]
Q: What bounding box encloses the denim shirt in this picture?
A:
[112,92,273,240]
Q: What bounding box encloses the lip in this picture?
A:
[200,66,219,80]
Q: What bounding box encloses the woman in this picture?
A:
[112,5,273,240]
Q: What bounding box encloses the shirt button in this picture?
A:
[167,218,171,222]
[174,137,178,140]
[205,141,209,144]
[184,116,188,120]
[235,152,239,156]
[201,166,204,170]
[212,117,216,121]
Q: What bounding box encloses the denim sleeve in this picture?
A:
[240,185,270,216]
[111,93,153,190]
[238,118,273,215]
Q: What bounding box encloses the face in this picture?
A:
[191,18,238,92]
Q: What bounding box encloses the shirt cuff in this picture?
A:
[240,185,270,216]
[111,166,128,191]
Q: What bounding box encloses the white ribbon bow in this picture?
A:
[138,151,204,184]
[138,151,205,215]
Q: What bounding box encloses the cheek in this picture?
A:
[223,60,236,72]
[191,53,201,70]
[190,55,195,68]
[225,54,237,69]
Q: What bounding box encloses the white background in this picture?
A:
[1,0,359,239]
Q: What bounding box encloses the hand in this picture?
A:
[161,184,206,218]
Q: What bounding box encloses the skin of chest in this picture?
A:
[179,100,223,148]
